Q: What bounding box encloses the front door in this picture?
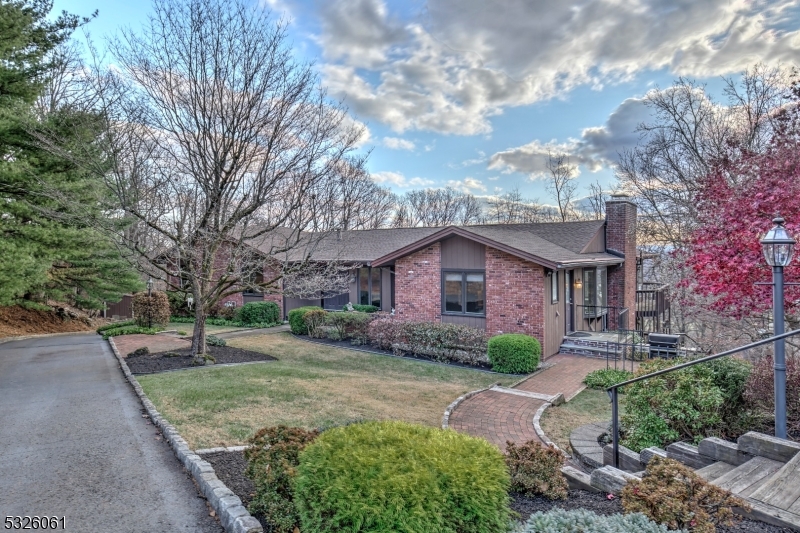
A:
[565,270,574,333]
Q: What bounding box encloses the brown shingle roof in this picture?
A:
[293,219,621,268]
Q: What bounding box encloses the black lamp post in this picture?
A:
[760,216,796,439]
[147,277,154,329]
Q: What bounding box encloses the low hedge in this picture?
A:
[101,325,163,339]
[288,306,323,335]
[326,312,374,344]
[351,304,379,313]
[515,509,679,533]
[294,421,512,533]
[97,320,136,333]
[487,333,540,374]
[366,318,489,366]
[237,301,280,326]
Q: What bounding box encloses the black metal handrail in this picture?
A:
[606,327,800,468]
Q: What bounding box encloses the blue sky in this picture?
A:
[54,0,800,203]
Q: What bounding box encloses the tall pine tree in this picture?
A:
[0,0,141,308]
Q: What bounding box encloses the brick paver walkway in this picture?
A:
[447,390,547,451]
[448,354,623,450]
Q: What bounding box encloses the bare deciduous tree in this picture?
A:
[485,187,554,224]
[546,151,578,222]
[53,0,367,360]
[391,187,482,227]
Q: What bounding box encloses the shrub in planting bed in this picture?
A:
[101,325,162,339]
[351,304,378,313]
[294,420,512,533]
[487,333,540,374]
[288,306,323,335]
[245,425,320,533]
[206,334,226,347]
[366,318,489,366]
[303,309,328,338]
[325,312,374,344]
[515,508,680,533]
[745,353,800,436]
[621,456,748,533]
[97,320,136,333]
[505,440,568,500]
[583,368,634,389]
[236,301,280,327]
[166,290,191,317]
[621,357,752,452]
[132,290,171,327]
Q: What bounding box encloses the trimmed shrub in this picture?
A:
[505,440,567,500]
[237,301,280,327]
[326,312,374,344]
[210,301,238,320]
[351,304,379,313]
[583,368,634,390]
[294,421,512,533]
[303,309,329,338]
[170,316,195,323]
[621,456,748,533]
[206,334,226,347]
[367,317,404,350]
[245,426,320,533]
[745,353,800,436]
[488,333,540,374]
[288,306,323,335]
[621,357,752,452]
[101,325,162,339]
[515,508,680,533]
[132,291,171,327]
[97,319,136,333]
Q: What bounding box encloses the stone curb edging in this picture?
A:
[441,384,498,429]
[108,338,263,533]
[532,402,570,458]
[196,445,250,455]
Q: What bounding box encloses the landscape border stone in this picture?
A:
[108,337,263,533]
[441,384,498,429]
[569,421,608,470]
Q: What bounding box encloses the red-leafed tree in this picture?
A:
[684,84,800,320]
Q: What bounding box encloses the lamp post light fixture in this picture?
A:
[146,277,154,329]
[760,216,796,439]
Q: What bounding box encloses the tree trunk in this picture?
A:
[191,296,207,364]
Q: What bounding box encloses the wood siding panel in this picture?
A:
[381,268,392,312]
[582,225,606,253]
[283,296,322,318]
[441,236,485,269]
[544,271,565,358]
[441,314,486,329]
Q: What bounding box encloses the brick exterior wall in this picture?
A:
[605,195,637,329]
[394,243,442,323]
[485,247,545,345]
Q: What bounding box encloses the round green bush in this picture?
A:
[294,421,512,533]
[236,301,280,326]
[487,333,541,374]
[288,306,323,335]
[583,368,634,389]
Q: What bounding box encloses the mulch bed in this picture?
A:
[125,346,277,374]
[204,451,792,532]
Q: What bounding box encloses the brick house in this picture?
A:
[255,193,638,359]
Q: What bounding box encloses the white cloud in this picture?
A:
[316,0,800,135]
[372,170,434,188]
[383,136,415,150]
[488,94,656,176]
[447,177,487,193]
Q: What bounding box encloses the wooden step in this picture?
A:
[695,461,736,482]
[738,432,800,462]
[711,456,784,496]
[749,450,800,511]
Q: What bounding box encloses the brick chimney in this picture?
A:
[605,193,637,328]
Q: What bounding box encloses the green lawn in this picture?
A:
[539,388,623,452]
[137,332,516,449]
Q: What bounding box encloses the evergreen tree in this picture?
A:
[0,0,141,307]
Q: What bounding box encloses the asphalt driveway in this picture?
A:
[0,333,222,533]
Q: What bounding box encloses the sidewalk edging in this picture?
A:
[441,384,498,429]
[108,338,263,533]
[532,402,570,458]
